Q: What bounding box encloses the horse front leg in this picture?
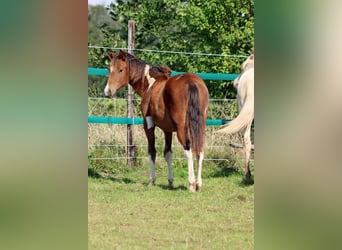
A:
[164,131,173,187]
[144,120,156,185]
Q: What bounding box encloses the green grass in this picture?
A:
[88,162,254,249]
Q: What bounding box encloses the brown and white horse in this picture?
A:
[104,50,209,192]
[216,49,254,180]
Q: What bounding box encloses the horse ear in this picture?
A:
[160,65,172,76]
[117,50,127,61]
[107,50,115,59]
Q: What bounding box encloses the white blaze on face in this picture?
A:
[204,105,208,116]
[110,64,114,73]
[104,84,110,97]
[104,64,115,97]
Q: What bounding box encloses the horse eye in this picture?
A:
[119,69,123,73]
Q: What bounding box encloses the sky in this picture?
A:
[88,0,113,6]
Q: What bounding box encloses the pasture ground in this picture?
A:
[88,161,254,249]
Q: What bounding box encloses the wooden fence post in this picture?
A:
[127,20,135,167]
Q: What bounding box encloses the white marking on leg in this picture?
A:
[149,154,156,184]
[197,151,204,189]
[165,151,173,184]
[144,65,156,89]
[146,116,154,130]
[184,149,195,191]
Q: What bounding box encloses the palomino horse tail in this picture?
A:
[186,84,205,155]
[216,73,254,134]
[217,100,253,134]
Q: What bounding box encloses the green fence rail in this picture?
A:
[88,68,237,126]
[88,116,230,126]
[88,68,239,81]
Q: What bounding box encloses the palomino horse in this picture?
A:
[104,50,209,192]
[216,50,254,179]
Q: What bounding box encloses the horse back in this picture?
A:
[165,73,208,106]
[164,73,209,123]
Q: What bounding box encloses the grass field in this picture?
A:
[88,160,254,249]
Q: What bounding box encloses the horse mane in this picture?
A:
[149,65,172,81]
[151,65,171,75]
[120,51,172,81]
[234,49,254,89]
[242,48,254,71]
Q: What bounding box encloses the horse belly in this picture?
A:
[149,92,176,132]
[152,112,176,132]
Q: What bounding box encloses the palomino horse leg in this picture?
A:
[243,122,252,179]
[164,131,173,187]
[195,151,204,191]
[144,122,156,185]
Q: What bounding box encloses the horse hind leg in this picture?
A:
[149,153,157,185]
[164,132,173,187]
[195,151,204,191]
[184,147,196,192]
[177,127,196,192]
[243,123,252,180]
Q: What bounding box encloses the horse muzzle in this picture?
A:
[104,85,115,98]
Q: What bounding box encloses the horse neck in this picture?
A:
[242,55,254,71]
[127,59,149,96]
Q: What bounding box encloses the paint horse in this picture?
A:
[216,49,254,179]
[104,50,209,192]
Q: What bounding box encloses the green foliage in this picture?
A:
[88,0,254,98]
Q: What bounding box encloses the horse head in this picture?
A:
[104,50,130,98]
[234,49,254,88]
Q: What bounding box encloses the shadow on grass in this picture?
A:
[240,176,254,186]
[88,167,136,184]
[157,184,188,191]
[140,181,188,191]
[206,158,241,178]
[88,167,102,179]
[207,158,254,186]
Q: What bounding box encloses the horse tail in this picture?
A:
[217,101,253,134]
[216,76,254,134]
[186,84,205,155]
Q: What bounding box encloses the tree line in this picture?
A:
[88,0,254,99]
